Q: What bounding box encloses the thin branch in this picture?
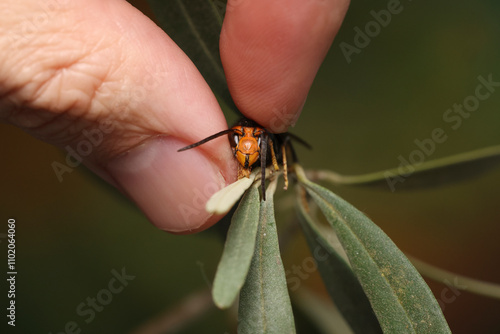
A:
[409,256,500,300]
[130,289,214,334]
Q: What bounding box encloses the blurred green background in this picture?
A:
[2,0,500,333]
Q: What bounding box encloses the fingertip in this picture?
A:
[106,136,237,233]
[221,0,350,132]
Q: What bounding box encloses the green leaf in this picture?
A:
[296,166,451,334]
[238,178,296,334]
[147,0,236,109]
[309,144,500,191]
[296,199,382,334]
[212,185,260,309]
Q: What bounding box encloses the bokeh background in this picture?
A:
[1,0,500,333]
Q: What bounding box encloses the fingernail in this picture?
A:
[106,136,226,232]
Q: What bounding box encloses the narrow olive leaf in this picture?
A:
[147,0,235,109]
[295,166,451,334]
[238,178,296,334]
[308,144,500,191]
[206,171,257,214]
[212,185,260,308]
[296,198,382,334]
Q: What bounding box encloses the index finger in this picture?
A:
[220,0,350,132]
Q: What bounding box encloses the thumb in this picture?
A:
[0,0,237,233]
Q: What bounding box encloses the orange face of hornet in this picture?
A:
[230,125,264,169]
[178,117,310,200]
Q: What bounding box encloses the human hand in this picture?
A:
[0,0,349,233]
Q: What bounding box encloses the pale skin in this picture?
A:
[0,0,350,233]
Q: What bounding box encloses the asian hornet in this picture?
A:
[178,118,310,200]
